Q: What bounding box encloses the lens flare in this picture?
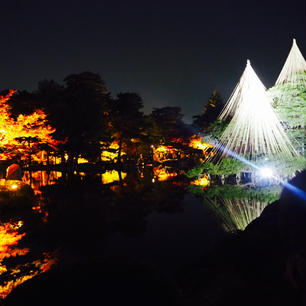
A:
[207,137,306,201]
[258,167,274,178]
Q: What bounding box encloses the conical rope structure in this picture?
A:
[275,38,306,86]
[268,39,306,154]
[205,196,269,232]
[216,60,297,161]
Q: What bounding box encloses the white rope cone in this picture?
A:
[217,60,297,160]
[275,39,306,86]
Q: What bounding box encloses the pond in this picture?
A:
[0,167,282,300]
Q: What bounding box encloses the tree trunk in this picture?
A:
[117,138,122,164]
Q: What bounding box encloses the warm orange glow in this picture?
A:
[77,157,89,164]
[0,179,23,191]
[152,145,179,162]
[10,184,18,190]
[0,90,61,161]
[153,166,178,181]
[0,221,57,299]
[101,170,127,184]
[22,171,62,193]
[0,252,57,299]
[191,175,210,187]
[0,222,28,261]
[101,141,126,162]
[189,135,213,153]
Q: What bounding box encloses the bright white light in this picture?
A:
[259,167,274,178]
[10,184,18,190]
[217,59,297,160]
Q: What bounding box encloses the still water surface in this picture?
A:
[0,169,281,299]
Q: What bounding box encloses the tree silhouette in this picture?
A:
[30,72,111,164]
[110,93,144,163]
[150,106,189,144]
[193,90,224,132]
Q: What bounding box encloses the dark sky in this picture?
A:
[0,0,305,122]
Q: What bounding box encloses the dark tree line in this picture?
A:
[3,71,224,165]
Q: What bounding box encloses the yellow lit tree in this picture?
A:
[0,90,60,162]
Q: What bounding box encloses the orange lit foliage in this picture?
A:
[153,166,178,181]
[0,222,28,262]
[190,174,210,187]
[101,141,126,162]
[188,135,213,154]
[0,90,60,161]
[152,145,180,163]
[0,221,57,299]
[101,170,127,184]
[152,135,213,163]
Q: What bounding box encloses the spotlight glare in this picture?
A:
[10,184,18,190]
[259,167,274,178]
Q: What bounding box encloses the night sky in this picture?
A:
[1,0,305,122]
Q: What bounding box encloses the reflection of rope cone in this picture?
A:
[205,197,268,232]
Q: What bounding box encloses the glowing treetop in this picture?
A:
[0,90,60,161]
[218,60,297,160]
[275,38,306,85]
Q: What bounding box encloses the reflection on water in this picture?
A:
[0,179,24,192]
[22,171,62,222]
[206,198,268,231]
[22,171,62,195]
[190,174,210,187]
[153,166,179,181]
[0,221,28,263]
[188,184,282,231]
[101,170,127,184]
[0,167,284,300]
[0,220,56,299]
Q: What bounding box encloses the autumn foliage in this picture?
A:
[0,90,60,161]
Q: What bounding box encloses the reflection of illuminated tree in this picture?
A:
[205,197,268,231]
[0,221,56,299]
[153,166,178,181]
[101,170,127,184]
[189,185,281,232]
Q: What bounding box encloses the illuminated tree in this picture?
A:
[0,90,59,163]
[217,60,297,161]
[269,39,306,154]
